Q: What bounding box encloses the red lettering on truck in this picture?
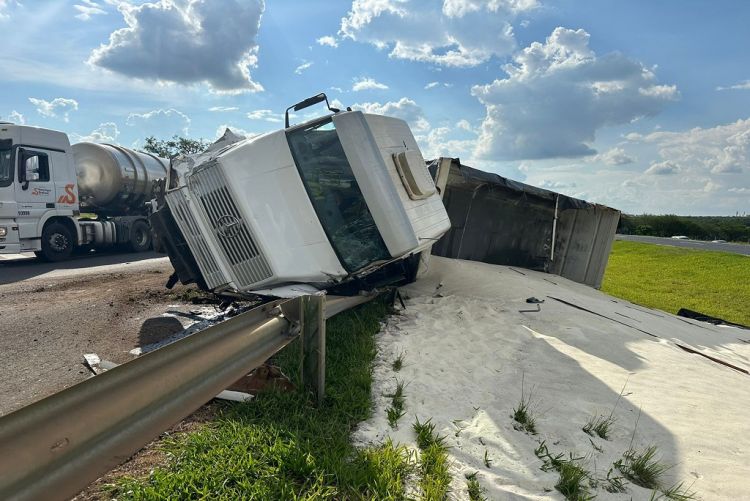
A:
[57,184,77,204]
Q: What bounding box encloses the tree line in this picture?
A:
[618,214,750,242]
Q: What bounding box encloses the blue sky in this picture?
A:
[1,0,748,215]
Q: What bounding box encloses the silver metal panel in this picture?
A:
[166,188,227,289]
[186,162,273,289]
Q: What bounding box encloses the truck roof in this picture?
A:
[10,124,71,151]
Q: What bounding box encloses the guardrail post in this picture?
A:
[300,294,326,404]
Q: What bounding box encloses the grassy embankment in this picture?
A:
[110,298,448,500]
[602,240,750,326]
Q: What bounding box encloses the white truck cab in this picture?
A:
[0,122,167,260]
[152,94,451,296]
[0,124,79,256]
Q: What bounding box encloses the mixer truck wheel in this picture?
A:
[40,222,74,262]
[129,220,152,252]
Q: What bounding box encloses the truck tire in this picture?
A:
[40,222,74,262]
[129,220,152,252]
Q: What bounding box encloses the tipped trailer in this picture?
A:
[0,123,168,261]
[152,93,451,297]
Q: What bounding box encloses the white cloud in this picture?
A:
[716,80,750,91]
[89,0,265,93]
[592,147,635,165]
[2,110,25,124]
[537,179,577,189]
[339,0,537,67]
[632,118,750,174]
[28,97,79,122]
[246,109,282,123]
[295,61,313,75]
[415,126,476,160]
[126,108,190,137]
[645,160,680,175]
[521,118,750,214]
[352,97,430,132]
[703,180,722,192]
[0,0,19,20]
[456,119,473,132]
[425,81,452,90]
[75,0,107,20]
[208,106,239,112]
[316,35,338,48]
[72,122,120,143]
[352,77,389,91]
[472,27,678,161]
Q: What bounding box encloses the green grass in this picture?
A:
[112,299,424,500]
[582,414,614,440]
[413,418,452,500]
[602,241,750,326]
[534,442,593,501]
[385,380,407,428]
[615,445,671,489]
[465,472,486,501]
[556,461,594,501]
[512,386,537,434]
[657,481,699,500]
[392,351,406,372]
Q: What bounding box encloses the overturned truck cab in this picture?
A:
[151,94,450,297]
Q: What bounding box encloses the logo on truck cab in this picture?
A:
[57,184,77,204]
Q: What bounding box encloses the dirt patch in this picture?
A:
[0,259,215,416]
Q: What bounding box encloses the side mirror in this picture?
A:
[25,156,40,181]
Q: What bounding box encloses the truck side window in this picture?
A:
[21,151,50,183]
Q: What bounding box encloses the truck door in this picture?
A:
[14,147,57,240]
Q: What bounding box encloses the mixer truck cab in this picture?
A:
[0,122,167,261]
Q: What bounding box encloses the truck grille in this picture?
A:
[186,163,273,289]
[166,188,227,290]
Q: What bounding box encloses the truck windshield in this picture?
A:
[0,145,12,187]
[287,118,390,272]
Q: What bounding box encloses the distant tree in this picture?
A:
[142,135,211,159]
[635,224,653,236]
[619,214,750,242]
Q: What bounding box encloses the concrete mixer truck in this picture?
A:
[0,122,167,261]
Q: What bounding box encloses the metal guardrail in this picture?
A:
[0,293,375,501]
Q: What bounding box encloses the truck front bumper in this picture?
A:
[0,220,22,254]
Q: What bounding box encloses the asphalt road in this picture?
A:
[616,234,750,255]
[0,250,168,285]
[0,251,204,416]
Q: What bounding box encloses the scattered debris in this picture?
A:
[214,390,254,403]
[519,296,544,313]
[83,353,101,375]
[226,364,295,395]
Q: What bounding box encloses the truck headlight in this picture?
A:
[0,226,6,237]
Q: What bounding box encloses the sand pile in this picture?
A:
[353,257,750,500]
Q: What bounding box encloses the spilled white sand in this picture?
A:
[353,257,750,500]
